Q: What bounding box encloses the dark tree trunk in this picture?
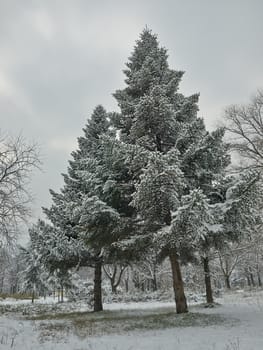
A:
[125,278,129,293]
[125,271,129,293]
[246,275,251,287]
[132,270,141,290]
[250,273,255,287]
[169,249,188,314]
[61,285,64,303]
[203,257,214,304]
[94,261,103,312]
[31,290,35,304]
[156,134,162,152]
[111,282,117,294]
[225,275,231,289]
[0,277,4,294]
[152,275,157,291]
[257,272,262,287]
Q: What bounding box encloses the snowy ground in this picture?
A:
[0,290,263,349]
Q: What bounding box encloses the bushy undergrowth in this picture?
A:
[103,288,206,305]
[0,300,91,317]
[104,290,173,303]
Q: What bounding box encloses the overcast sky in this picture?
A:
[1,0,262,222]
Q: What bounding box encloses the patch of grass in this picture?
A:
[26,306,173,321]
[196,302,221,308]
[26,310,81,320]
[27,306,230,341]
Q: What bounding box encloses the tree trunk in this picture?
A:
[94,261,103,312]
[203,257,213,304]
[250,273,255,287]
[0,276,4,293]
[225,275,231,289]
[125,277,129,293]
[246,274,251,287]
[169,249,188,314]
[61,285,64,303]
[106,265,126,294]
[257,272,262,287]
[31,290,35,304]
[152,275,157,292]
[111,282,117,294]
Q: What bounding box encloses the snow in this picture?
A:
[105,300,175,311]
[0,291,263,349]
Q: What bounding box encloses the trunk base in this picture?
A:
[169,250,188,314]
[204,303,215,308]
[203,257,214,304]
[94,261,103,312]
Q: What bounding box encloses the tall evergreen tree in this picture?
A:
[43,105,147,311]
[113,28,230,313]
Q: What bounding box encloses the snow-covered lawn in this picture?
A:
[0,290,263,349]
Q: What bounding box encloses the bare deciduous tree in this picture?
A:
[103,263,127,293]
[225,90,263,169]
[0,133,40,245]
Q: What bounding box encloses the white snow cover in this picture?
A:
[0,291,263,349]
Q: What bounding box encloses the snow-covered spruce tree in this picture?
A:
[219,170,263,242]
[210,170,263,287]
[20,237,49,303]
[170,189,223,304]
[29,219,88,273]
[178,127,230,305]
[187,165,262,303]
[23,220,85,301]
[44,105,125,311]
[113,28,229,313]
[21,254,49,303]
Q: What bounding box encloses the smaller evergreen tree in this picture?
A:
[171,189,223,304]
[43,105,134,311]
[20,245,49,303]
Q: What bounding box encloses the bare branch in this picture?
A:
[0,132,41,246]
[225,90,263,169]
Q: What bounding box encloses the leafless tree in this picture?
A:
[216,244,246,289]
[0,132,40,246]
[103,263,127,293]
[225,90,263,169]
